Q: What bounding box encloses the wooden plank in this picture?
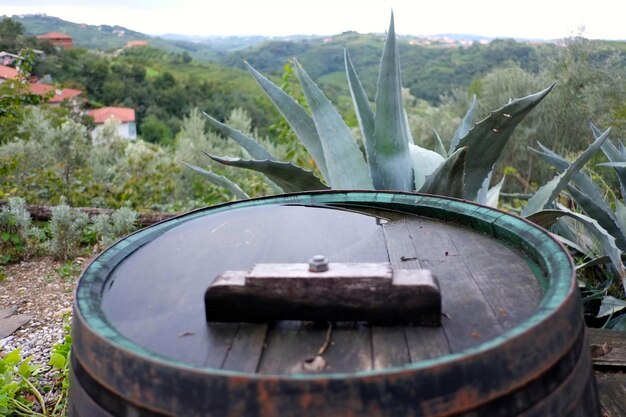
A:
[405,326,451,361]
[204,323,239,368]
[322,322,373,373]
[220,323,268,373]
[588,328,626,368]
[371,326,409,369]
[257,321,328,375]
[382,219,450,361]
[446,224,542,330]
[403,216,505,352]
[596,373,626,416]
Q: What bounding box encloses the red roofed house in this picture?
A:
[0,64,18,83]
[28,83,83,106]
[37,32,73,49]
[88,107,137,141]
[125,40,148,48]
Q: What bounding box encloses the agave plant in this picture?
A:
[520,124,626,325]
[188,13,552,206]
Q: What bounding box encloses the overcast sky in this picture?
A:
[4,0,626,40]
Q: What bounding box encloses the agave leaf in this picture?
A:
[419,147,466,198]
[606,315,626,330]
[433,129,447,158]
[486,175,506,208]
[293,60,373,190]
[449,94,477,155]
[345,50,377,165]
[245,61,329,180]
[600,162,626,168]
[598,295,626,318]
[553,234,586,254]
[521,127,610,217]
[526,207,626,287]
[458,85,554,201]
[370,12,414,191]
[202,112,275,160]
[576,256,611,271]
[593,122,626,198]
[182,162,250,199]
[409,143,445,190]
[616,200,626,238]
[475,172,493,205]
[619,140,626,158]
[207,155,330,193]
[567,184,626,251]
[529,142,608,204]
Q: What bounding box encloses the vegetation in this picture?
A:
[4,10,626,415]
[193,14,550,208]
[0,324,71,417]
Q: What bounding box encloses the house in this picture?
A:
[0,64,18,83]
[125,40,148,48]
[88,107,137,141]
[28,83,83,106]
[0,52,22,66]
[37,32,73,49]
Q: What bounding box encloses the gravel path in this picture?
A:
[0,256,86,408]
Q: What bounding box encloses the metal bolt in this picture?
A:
[309,255,329,272]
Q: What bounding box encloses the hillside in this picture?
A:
[11,14,224,60]
[12,14,551,104]
[224,32,545,103]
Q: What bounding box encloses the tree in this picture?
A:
[140,114,173,145]
[0,17,25,51]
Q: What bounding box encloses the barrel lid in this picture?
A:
[75,191,574,377]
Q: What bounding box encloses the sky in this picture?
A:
[3,0,626,40]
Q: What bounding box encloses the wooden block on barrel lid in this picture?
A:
[205,262,441,325]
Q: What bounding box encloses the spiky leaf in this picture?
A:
[449,94,477,155]
[457,84,554,200]
[527,207,625,287]
[182,162,250,200]
[410,143,445,190]
[486,175,506,208]
[419,147,466,198]
[598,295,626,318]
[432,129,447,158]
[529,141,608,204]
[567,184,626,250]
[370,13,414,191]
[521,127,610,217]
[207,155,330,193]
[293,60,373,189]
[203,112,275,160]
[615,200,626,238]
[345,50,375,159]
[245,62,329,180]
[593,122,626,198]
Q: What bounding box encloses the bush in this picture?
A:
[0,197,42,264]
[92,206,138,248]
[47,201,89,261]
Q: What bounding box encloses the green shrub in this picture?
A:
[0,197,42,265]
[47,201,89,261]
[92,206,138,248]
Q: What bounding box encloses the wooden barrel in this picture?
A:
[68,191,600,417]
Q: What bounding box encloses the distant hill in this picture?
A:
[19,14,626,106]
[11,14,260,61]
[220,32,545,103]
[160,33,321,51]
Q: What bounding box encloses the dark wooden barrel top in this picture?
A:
[95,200,543,376]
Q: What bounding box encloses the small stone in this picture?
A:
[53,307,72,318]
